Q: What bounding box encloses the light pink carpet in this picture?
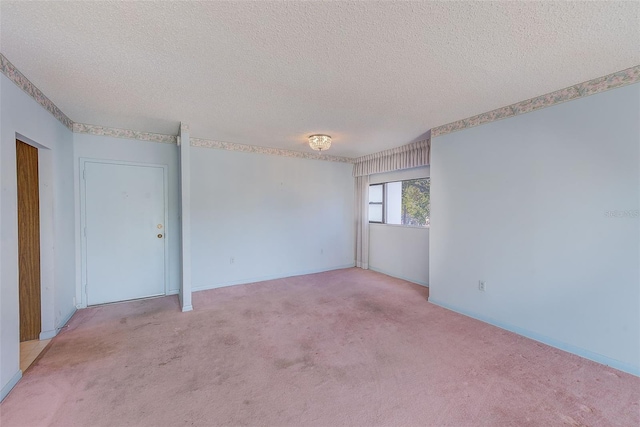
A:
[1,268,638,426]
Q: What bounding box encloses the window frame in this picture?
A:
[368,183,385,224]
[368,178,430,228]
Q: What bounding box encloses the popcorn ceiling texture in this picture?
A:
[1,2,639,156]
[0,54,73,130]
[2,52,637,163]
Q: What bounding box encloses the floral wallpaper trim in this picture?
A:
[1,52,348,160]
[191,138,355,163]
[0,53,74,130]
[432,65,640,137]
[73,123,177,144]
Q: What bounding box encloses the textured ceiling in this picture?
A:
[1,1,638,157]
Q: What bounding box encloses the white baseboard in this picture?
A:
[1,370,22,402]
[429,298,639,377]
[192,263,356,293]
[57,306,77,331]
[368,266,429,287]
[181,304,193,312]
[40,306,77,340]
[39,329,57,340]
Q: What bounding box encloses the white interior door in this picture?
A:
[83,161,166,306]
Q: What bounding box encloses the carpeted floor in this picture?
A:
[1,268,638,426]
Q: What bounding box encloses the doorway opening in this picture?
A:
[16,139,41,341]
[16,139,48,371]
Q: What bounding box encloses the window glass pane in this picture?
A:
[369,204,383,222]
[385,181,402,224]
[401,178,430,226]
[369,184,383,203]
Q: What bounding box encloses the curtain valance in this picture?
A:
[352,137,430,177]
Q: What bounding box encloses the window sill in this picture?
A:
[369,223,429,229]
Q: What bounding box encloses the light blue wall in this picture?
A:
[369,225,429,286]
[190,148,355,290]
[430,83,640,375]
[1,74,76,399]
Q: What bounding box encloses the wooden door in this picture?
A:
[16,140,41,341]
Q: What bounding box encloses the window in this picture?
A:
[368,184,384,223]
[369,178,430,226]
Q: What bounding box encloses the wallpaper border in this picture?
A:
[0,53,74,130]
[432,65,640,137]
[72,123,177,144]
[3,52,638,156]
[191,138,354,163]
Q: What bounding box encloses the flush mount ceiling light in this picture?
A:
[308,134,332,152]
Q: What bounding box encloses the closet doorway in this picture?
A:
[16,139,42,342]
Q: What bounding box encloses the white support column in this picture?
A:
[178,122,193,312]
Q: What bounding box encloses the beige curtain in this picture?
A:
[353,138,430,177]
[355,175,369,269]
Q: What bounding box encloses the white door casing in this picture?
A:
[80,159,168,306]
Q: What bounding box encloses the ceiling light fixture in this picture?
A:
[308,134,332,152]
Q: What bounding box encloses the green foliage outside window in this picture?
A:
[401,178,430,226]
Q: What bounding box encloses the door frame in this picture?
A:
[15,133,56,340]
[16,139,42,341]
[79,158,169,307]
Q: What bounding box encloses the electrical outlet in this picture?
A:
[478,280,486,292]
[230,257,235,264]
[320,249,324,254]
